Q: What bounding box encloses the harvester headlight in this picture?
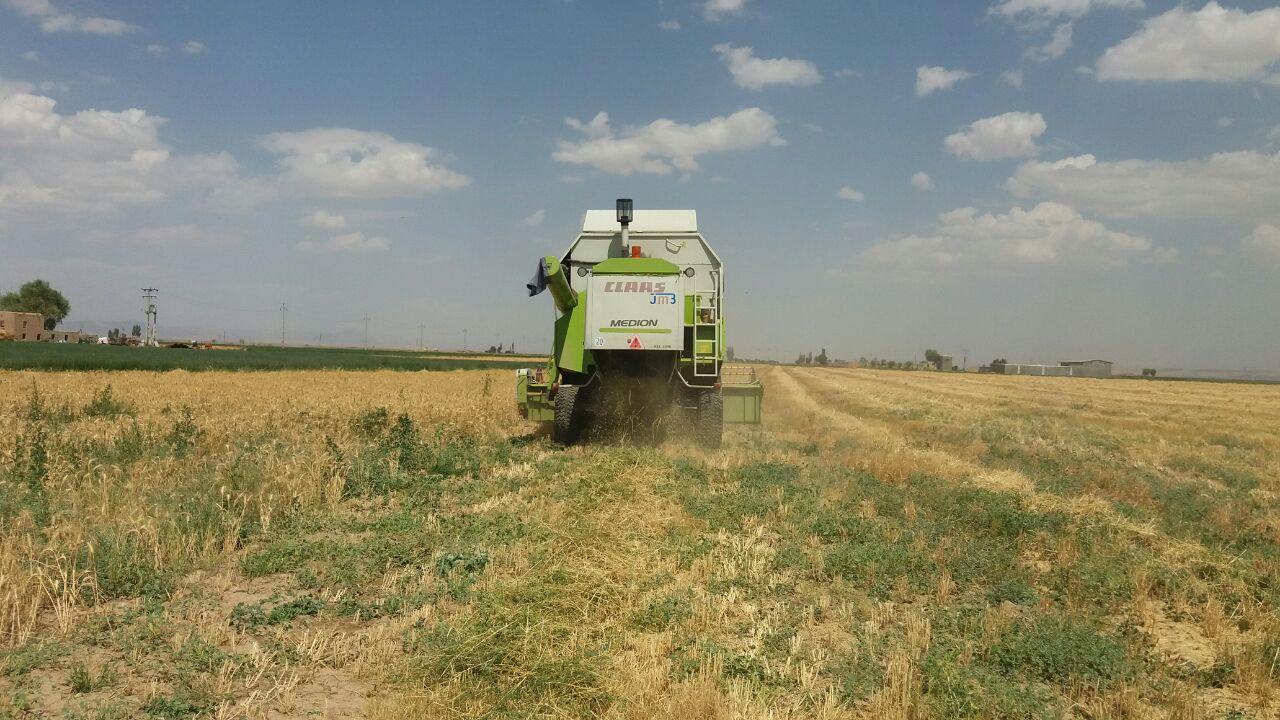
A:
[576,266,588,276]
[616,198,633,225]
[683,267,695,277]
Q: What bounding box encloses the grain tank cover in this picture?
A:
[581,210,698,234]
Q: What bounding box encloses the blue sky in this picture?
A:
[2,0,1278,369]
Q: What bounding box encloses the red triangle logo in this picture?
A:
[627,335,644,349]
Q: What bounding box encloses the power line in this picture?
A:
[141,288,158,347]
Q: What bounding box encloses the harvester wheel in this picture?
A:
[553,385,587,445]
[696,390,723,449]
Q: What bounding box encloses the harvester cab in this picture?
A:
[518,199,763,447]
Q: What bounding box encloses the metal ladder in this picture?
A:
[692,280,719,378]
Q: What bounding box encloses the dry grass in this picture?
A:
[1,366,1277,718]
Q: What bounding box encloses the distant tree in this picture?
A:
[486,345,498,354]
[727,346,736,361]
[131,325,142,338]
[816,348,829,366]
[806,352,813,364]
[796,353,806,365]
[1142,368,1157,377]
[924,349,941,363]
[0,279,71,330]
[858,356,868,366]
[993,358,1008,365]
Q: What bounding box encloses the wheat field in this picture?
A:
[1,367,1277,719]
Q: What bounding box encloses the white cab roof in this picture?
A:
[581,209,698,234]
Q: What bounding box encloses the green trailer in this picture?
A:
[519,199,763,447]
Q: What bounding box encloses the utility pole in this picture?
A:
[141,288,158,347]
[962,348,970,371]
[418,323,425,351]
[463,328,467,352]
[363,315,371,349]
[279,304,287,346]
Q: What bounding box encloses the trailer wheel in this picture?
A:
[553,385,587,445]
[696,389,723,449]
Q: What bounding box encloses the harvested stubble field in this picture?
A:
[0,343,533,372]
[1,366,1278,719]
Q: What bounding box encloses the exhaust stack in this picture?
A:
[616,198,633,253]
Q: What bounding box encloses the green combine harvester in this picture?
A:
[518,199,763,447]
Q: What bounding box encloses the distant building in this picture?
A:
[0,311,44,341]
[1060,360,1113,378]
[0,311,81,342]
[932,354,955,371]
[45,329,81,343]
[990,359,1112,378]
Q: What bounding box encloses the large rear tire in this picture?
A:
[696,389,723,449]
[553,385,588,445]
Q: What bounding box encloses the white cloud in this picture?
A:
[552,108,784,175]
[915,66,975,97]
[995,1,1137,65]
[1269,125,1280,145]
[713,44,821,91]
[299,210,347,229]
[1027,22,1073,61]
[259,128,470,198]
[0,91,241,213]
[1216,116,1234,128]
[146,44,168,55]
[1243,224,1280,262]
[183,41,207,55]
[992,0,1143,22]
[521,209,545,226]
[129,224,239,247]
[563,112,610,139]
[297,231,389,254]
[1008,151,1280,222]
[834,68,862,79]
[2,0,138,35]
[1096,2,1280,84]
[22,51,38,62]
[945,112,1046,161]
[658,19,681,31]
[911,171,935,190]
[0,77,36,96]
[837,186,864,202]
[860,202,1168,277]
[1001,69,1025,88]
[703,0,747,21]
[0,77,67,98]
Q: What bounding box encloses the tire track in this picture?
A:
[773,366,1221,567]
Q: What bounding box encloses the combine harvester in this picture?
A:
[518,199,763,447]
